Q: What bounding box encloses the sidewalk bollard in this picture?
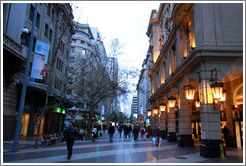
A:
[220,143,226,160]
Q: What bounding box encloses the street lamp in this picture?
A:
[195,99,201,108]
[168,96,176,108]
[147,109,152,117]
[220,90,226,102]
[184,84,195,101]
[159,103,166,112]
[153,107,158,115]
[210,81,223,102]
[21,27,30,45]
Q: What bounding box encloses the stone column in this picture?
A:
[177,93,194,147]
[167,107,177,142]
[199,80,222,157]
[160,110,167,139]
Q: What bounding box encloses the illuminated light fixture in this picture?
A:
[220,91,226,102]
[147,109,152,117]
[210,81,223,101]
[195,99,200,108]
[184,84,195,101]
[153,107,158,115]
[168,96,176,108]
[159,104,166,112]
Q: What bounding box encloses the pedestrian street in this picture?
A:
[3,131,243,164]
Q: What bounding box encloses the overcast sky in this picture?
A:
[71,1,161,115]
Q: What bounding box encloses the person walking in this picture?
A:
[108,123,115,142]
[123,125,128,138]
[127,124,132,138]
[132,125,139,141]
[118,124,123,138]
[63,122,77,160]
[140,126,146,140]
[92,125,97,142]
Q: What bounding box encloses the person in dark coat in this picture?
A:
[127,125,132,138]
[63,122,77,160]
[118,124,123,138]
[108,123,115,142]
[123,125,128,138]
[132,125,139,141]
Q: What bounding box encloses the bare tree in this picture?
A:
[34,7,74,148]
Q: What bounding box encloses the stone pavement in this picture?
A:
[2,131,244,164]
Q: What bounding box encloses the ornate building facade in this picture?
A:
[146,3,243,157]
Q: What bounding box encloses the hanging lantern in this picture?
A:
[168,96,176,108]
[195,99,200,108]
[147,109,152,117]
[220,91,226,102]
[153,107,158,115]
[184,84,195,101]
[210,81,223,101]
[159,104,166,112]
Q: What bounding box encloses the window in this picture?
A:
[69,67,74,73]
[80,40,86,45]
[36,13,40,28]
[29,4,34,22]
[47,4,51,17]
[45,24,49,38]
[49,29,53,42]
[75,30,89,37]
[68,78,73,84]
[81,59,86,65]
[51,9,55,22]
[70,57,75,63]
[71,47,75,53]
[82,49,86,55]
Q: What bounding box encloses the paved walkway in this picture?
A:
[2,131,244,164]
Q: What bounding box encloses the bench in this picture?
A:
[55,132,64,142]
[40,134,57,147]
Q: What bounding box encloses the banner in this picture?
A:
[30,40,50,84]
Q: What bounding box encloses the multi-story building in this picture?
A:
[136,57,151,126]
[131,96,138,123]
[146,3,243,157]
[3,3,74,139]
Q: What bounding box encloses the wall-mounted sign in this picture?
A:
[30,40,50,84]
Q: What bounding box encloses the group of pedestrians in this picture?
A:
[63,122,161,160]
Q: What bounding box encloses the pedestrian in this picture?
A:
[108,123,115,142]
[92,125,97,142]
[63,122,77,160]
[132,125,139,141]
[155,127,160,146]
[118,124,123,138]
[127,124,132,138]
[123,125,128,138]
[140,126,146,140]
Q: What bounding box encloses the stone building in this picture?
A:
[146,3,243,157]
[3,3,74,139]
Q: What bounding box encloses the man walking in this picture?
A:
[63,122,77,160]
[108,123,115,142]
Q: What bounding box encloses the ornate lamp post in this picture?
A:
[168,96,176,108]
[153,107,158,129]
[210,81,223,102]
[184,84,196,101]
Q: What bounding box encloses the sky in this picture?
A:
[71,1,161,115]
